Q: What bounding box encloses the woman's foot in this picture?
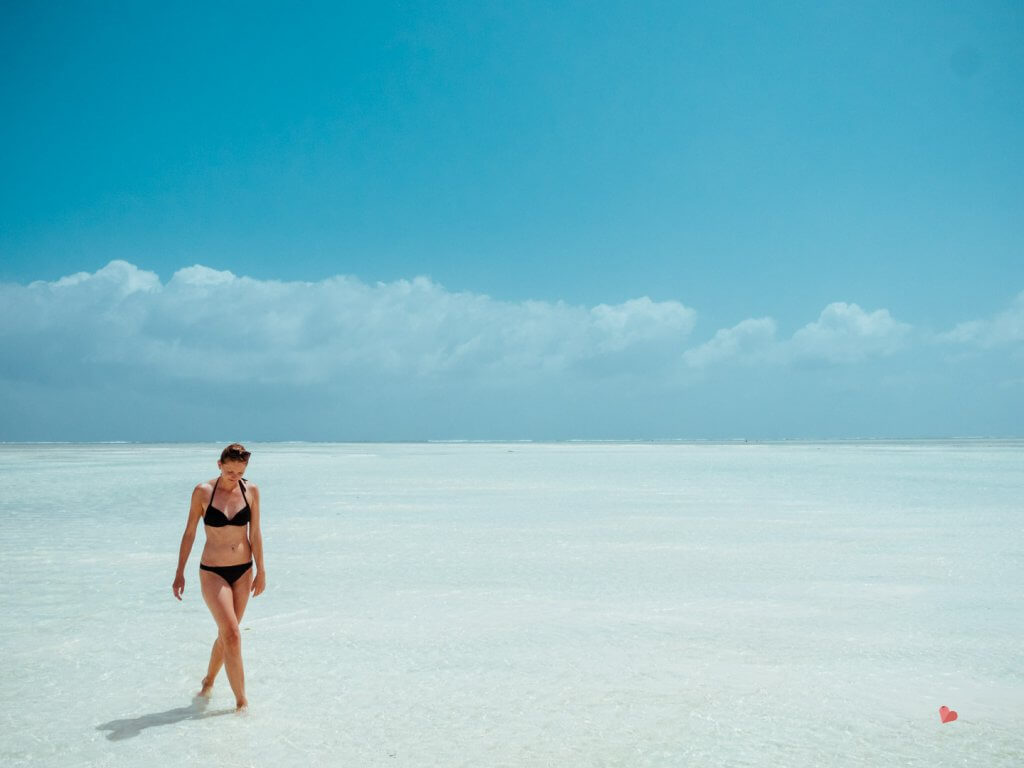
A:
[235,697,248,712]
[198,676,214,698]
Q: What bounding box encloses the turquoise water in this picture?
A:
[1,441,1021,767]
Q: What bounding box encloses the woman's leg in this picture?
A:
[199,570,252,709]
[198,638,221,697]
[199,570,253,695]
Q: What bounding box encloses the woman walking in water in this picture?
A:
[172,443,266,711]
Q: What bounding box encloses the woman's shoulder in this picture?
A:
[243,478,260,495]
[192,478,217,496]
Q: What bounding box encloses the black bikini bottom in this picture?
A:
[199,561,253,586]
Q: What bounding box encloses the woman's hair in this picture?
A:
[220,443,251,463]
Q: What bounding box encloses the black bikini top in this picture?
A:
[204,479,251,527]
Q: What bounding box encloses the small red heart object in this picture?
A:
[939,706,958,723]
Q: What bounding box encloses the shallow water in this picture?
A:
[1,441,1021,767]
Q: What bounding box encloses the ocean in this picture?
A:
[0,441,1021,767]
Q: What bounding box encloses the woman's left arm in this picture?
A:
[249,483,267,597]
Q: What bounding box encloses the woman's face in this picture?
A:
[218,460,248,482]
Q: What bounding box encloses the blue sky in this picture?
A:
[1,2,1022,440]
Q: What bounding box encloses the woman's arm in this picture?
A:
[249,483,266,597]
[172,485,205,600]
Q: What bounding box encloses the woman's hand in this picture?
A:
[172,572,186,601]
[251,571,266,597]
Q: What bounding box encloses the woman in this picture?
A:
[172,443,266,711]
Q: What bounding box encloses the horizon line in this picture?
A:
[2,436,1022,446]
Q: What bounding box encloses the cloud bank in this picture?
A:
[938,290,1024,349]
[1,261,1020,439]
[1,260,698,387]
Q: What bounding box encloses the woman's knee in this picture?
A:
[219,624,242,650]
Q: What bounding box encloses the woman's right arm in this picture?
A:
[172,485,206,600]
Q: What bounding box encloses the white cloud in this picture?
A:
[788,302,911,364]
[938,291,1024,348]
[171,264,238,287]
[47,259,161,295]
[4,264,1020,439]
[0,261,697,387]
[681,302,910,369]
[683,317,777,369]
[589,297,697,352]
